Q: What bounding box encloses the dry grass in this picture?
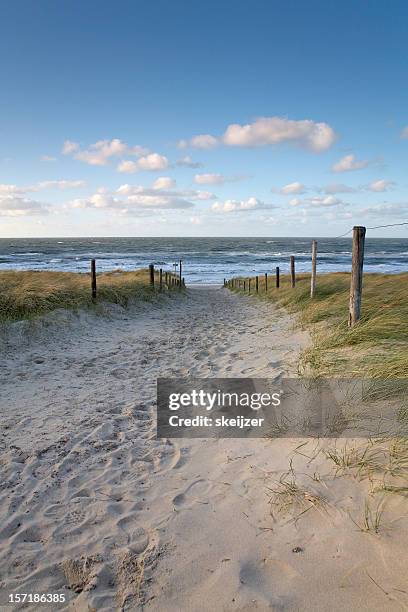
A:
[266,460,329,524]
[230,272,408,519]
[0,269,180,322]
[230,272,408,380]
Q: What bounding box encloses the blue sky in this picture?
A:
[1,0,408,237]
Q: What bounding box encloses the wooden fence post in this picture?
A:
[348,226,366,327]
[91,259,97,300]
[159,268,163,291]
[265,272,268,292]
[182,277,185,287]
[256,276,259,293]
[290,256,296,288]
[248,279,251,294]
[244,280,246,291]
[311,240,317,298]
[149,264,155,286]
[179,259,182,288]
[276,266,280,288]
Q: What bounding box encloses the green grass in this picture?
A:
[0,269,181,323]
[229,272,408,379]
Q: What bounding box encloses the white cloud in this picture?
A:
[0,180,86,195]
[75,139,129,166]
[332,154,369,173]
[211,196,272,213]
[191,190,216,200]
[280,181,305,194]
[152,176,176,190]
[320,183,357,193]
[289,198,302,206]
[400,127,408,139]
[180,116,336,153]
[40,155,57,162]
[118,153,169,174]
[69,188,193,213]
[367,179,395,192]
[176,155,203,168]
[117,160,138,174]
[308,195,343,207]
[178,135,218,149]
[63,138,150,167]
[222,117,336,151]
[290,195,345,208]
[137,153,169,171]
[116,183,216,201]
[62,140,80,155]
[0,195,49,216]
[35,180,86,190]
[190,216,202,225]
[0,184,22,194]
[194,173,227,185]
[358,202,408,217]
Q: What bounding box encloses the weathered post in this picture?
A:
[276,266,280,289]
[179,259,182,288]
[223,278,226,287]
[248,279,251,294]
[265,272,268,292]
[182,277,185,287]
[290,256,296,288]
[244,280,246,291]
[149,263,155,286]
[311,240,317,298]
[348,226,366,327]
[159,268,163,291]
[91,259,97,300]
[256,276,259,293]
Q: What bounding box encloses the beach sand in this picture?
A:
[1,286,407,611]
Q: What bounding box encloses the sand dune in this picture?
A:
[1,287,407,611]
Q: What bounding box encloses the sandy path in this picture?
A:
[1,287,407,611]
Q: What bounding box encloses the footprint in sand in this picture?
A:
[238,557,302,606]
[172,478,212,510]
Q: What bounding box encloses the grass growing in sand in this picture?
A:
[230,272,408,379]
[229,272,408,526]
[0,269,179,322]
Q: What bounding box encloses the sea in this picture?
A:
[1,237,408,284]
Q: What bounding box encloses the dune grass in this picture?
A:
[229,272,408,379]
[0,269,180,323]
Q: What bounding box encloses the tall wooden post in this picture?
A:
[276,266,280,288]
[91,259,97,300]
[265,272,268,292]
[290,256,296,288]
[256,276,259,293]
[244,280,246,291]
[159,268,163,291]
[311,240,317,298]
[248,279,251,294]
[349,226,366,327]
[179,259,182,288]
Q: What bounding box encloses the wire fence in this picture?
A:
[226,224,407,327]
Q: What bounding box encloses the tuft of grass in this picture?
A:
[0,269,180,322]
[349,497,387,534]
[266,459,328,523]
